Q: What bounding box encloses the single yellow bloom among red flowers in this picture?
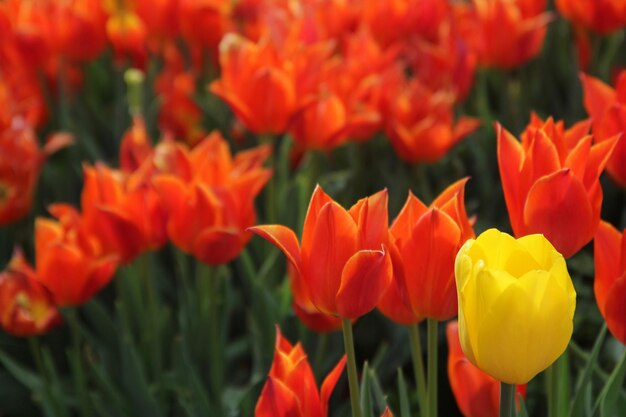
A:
[250,186,393,320]
[0,250,61,337]
[593,221,626,345]
[447,320,526,417]
[378,178,475,323]
[455,229,576,384]
[255,327,346,417]
[497,116,618,258]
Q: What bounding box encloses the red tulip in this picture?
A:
[497,116,618,257]
[154,132,271,265]
[556,0,626,34]
[0,251,61,337]
[580,72,626,187]
[594,221,626,344]
[378,178,474,323]
[34,208,119,306]
[255,327,346,417]
[447,321,526,417]
[250,186,393,320]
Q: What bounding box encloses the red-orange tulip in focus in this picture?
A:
[556,0,626,34]
[34,209,119,306]
[457,0,552,69]
[580,72,626,187]
[378,178,474,324]
[382,68,479,163]
[447,321,526,417]
[250,186,393,320]
[497,116,618,258]
[255,327,346,417]
[154,132,271,265]
[0,251,61,337]
[0,122,72,225]
[594,221,626,345]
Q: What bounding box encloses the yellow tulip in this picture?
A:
[455,228,576,384]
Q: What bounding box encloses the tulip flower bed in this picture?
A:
[2,1,626,417]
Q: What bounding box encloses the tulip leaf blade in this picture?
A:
[597,348,626,417]
[569,323,607,417]
[397,368,411,417]
[360,361,374,417]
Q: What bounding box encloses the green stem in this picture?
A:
[408,323,427,414]
[29,337,63,417]
[67,309,90,416]
[140,254,161,381]
[500,382,516,417]
[427,319,438,417]
[342,319,363,417]
[207,266,223,415]
[546,363,556,417]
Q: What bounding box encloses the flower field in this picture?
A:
[1,1,626,417]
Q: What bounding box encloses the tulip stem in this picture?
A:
[408,323,427,414]
[206,266,224,415]
[500,382,515,417]
[342,319,363,417]
[67,309,91,417]
[427,319,438,417]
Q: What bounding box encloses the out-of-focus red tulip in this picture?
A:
[120,116,153,174]
[250,186,393,320]
[34,207,119,306]
[580,72,626,187]
[0,122,72,225]
[556,0,626,34]
[210,34,297,135]
[177,0,231,64]
[382,68,479,163]
[255,327,346,417]
[594,221,626,344]
[378,178,474,323]
[0,251,61,337]
[457,0,552,69]
[106,10,148,68]
[80,163,168,264]
[497,116,618,258]
[447,321,526,417]
[154,132,271,265]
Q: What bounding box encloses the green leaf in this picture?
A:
[397,368,411,417]
[360,362,373,417]
[598,348,626,417]
[569,323,607,417]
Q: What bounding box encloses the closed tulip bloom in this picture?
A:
[447,321,526,417]
[379,178,475,323]
[250,186,393,320]
[34,209,119,306]
[0,251,61,337]
[594,221,626,344]
[154,132,271,265]
[556,0,626,34]
[255,327,346,417]
[580,72,626,187]
[497,117,618,258]
[455,229,576,384]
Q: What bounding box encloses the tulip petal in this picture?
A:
[301,185,334,252]
[302,201,358,315]
[255,377,300,417]
[248,225,302,274]
[580,72,615,119]
[320,355,347,413]
[497,124,525,235]
[390,191,428,244]
[523,169,594,258]
[594,221,622,315]
[349,189,389,250]
[336,248,392,319]
[193,228,243,265]
[603,274,626,345]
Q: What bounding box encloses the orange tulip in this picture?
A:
[594,221,626,344]
[119,116,153,174]
[154,132,271,265]
[0,123,72,225]
[447,321,526,417]
[556,0,626,34]
[255,327,346,417]
[80,163,168,264]
[497,116,618,258]
[250,186,393,320]
[34,208,119,306]
[580,72,626,187]
[0,251,61,337]
[457,0,552,69]
[382,68,479,163]
[378,178,474,323]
